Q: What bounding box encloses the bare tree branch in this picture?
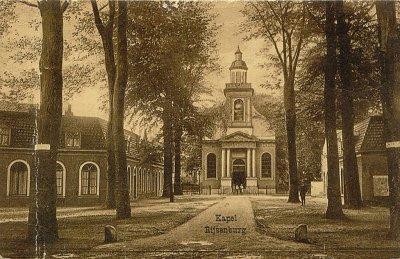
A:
[17,0,38,8]
[62,0,69,13]
[106,1,115,30]
[91,0,105,35]
[288,33,293,76]
[267,1,289,35]
[250,2,285,68]
[292,4,307,77]
[282,6,289,78]
[99,2,109,12]
[292,35,303,76]
[281,21,288,78]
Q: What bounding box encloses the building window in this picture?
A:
[233,99,244,122]
[9,161,29,196]
[127,165,131,194]
[206,153,216,178]
[80,162,99,195]
[133,166,137,198]
[0,127,10,146]
[261,153,272,178]
[56,162,65,196]
[65,132,81,148]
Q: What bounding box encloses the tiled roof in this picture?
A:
[0,103,141,156]
[0,111,36,148]
[0,100,37,113]
[359,116,385,152]
[60,115,106,150]
[353,117,370,153]
[338,115,385,155]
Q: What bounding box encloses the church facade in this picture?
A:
[201,48,276,195]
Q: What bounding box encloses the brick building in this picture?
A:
[0,102,163,207]
[201,48,276,194]
[320,115,389,203]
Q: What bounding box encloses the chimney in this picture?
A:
[65,104,73,116]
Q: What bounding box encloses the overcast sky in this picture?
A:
[0,1,273,135]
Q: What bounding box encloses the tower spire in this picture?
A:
[235,45,242,61]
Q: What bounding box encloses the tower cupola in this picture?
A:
[224,47,254,134]
[229,46,248,83]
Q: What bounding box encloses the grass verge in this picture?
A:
[0,195,218,258]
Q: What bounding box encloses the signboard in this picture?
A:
[34,144,51,151]
[386,141,400,149]
[373,175,389,197]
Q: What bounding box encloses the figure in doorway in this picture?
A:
[239,184,243,194]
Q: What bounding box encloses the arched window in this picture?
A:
[233,99,244,122]
[56,162,66,196]
[206,153,216,178]
[261,153,272,178]
[132,166,137,198]
[80,162,99,195]
[9,161,29,196]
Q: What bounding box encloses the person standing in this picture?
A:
[299,180,308,206]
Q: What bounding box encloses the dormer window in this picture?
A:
[233,99,244,122]
[65,132,81,148]
[0,127,10,146]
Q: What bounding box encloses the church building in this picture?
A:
[201,48,276,194]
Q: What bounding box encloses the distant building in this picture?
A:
[0,101,163,207]
[320,115,389,203]
[201,48,276,194]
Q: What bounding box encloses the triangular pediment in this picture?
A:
[220,131,258,142]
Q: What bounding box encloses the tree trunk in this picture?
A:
[174,118,183,195]
[162,97,174,202]
[106,104,116,209]
[27,0,63,244]
[324,1,345,219]
[376,1,400,239]
[91,0,116,209]
[284,79,300,203]
[335,0,362,209]
[113,0,131,219]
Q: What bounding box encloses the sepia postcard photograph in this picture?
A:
[0,0,399,258]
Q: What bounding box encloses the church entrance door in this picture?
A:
[232,159,246,191]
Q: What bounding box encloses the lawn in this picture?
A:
[0,195,218,258]
[251,196,400,257]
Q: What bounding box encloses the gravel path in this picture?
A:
[93,196,310,257]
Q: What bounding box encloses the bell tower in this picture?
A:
[224,46,254,135]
